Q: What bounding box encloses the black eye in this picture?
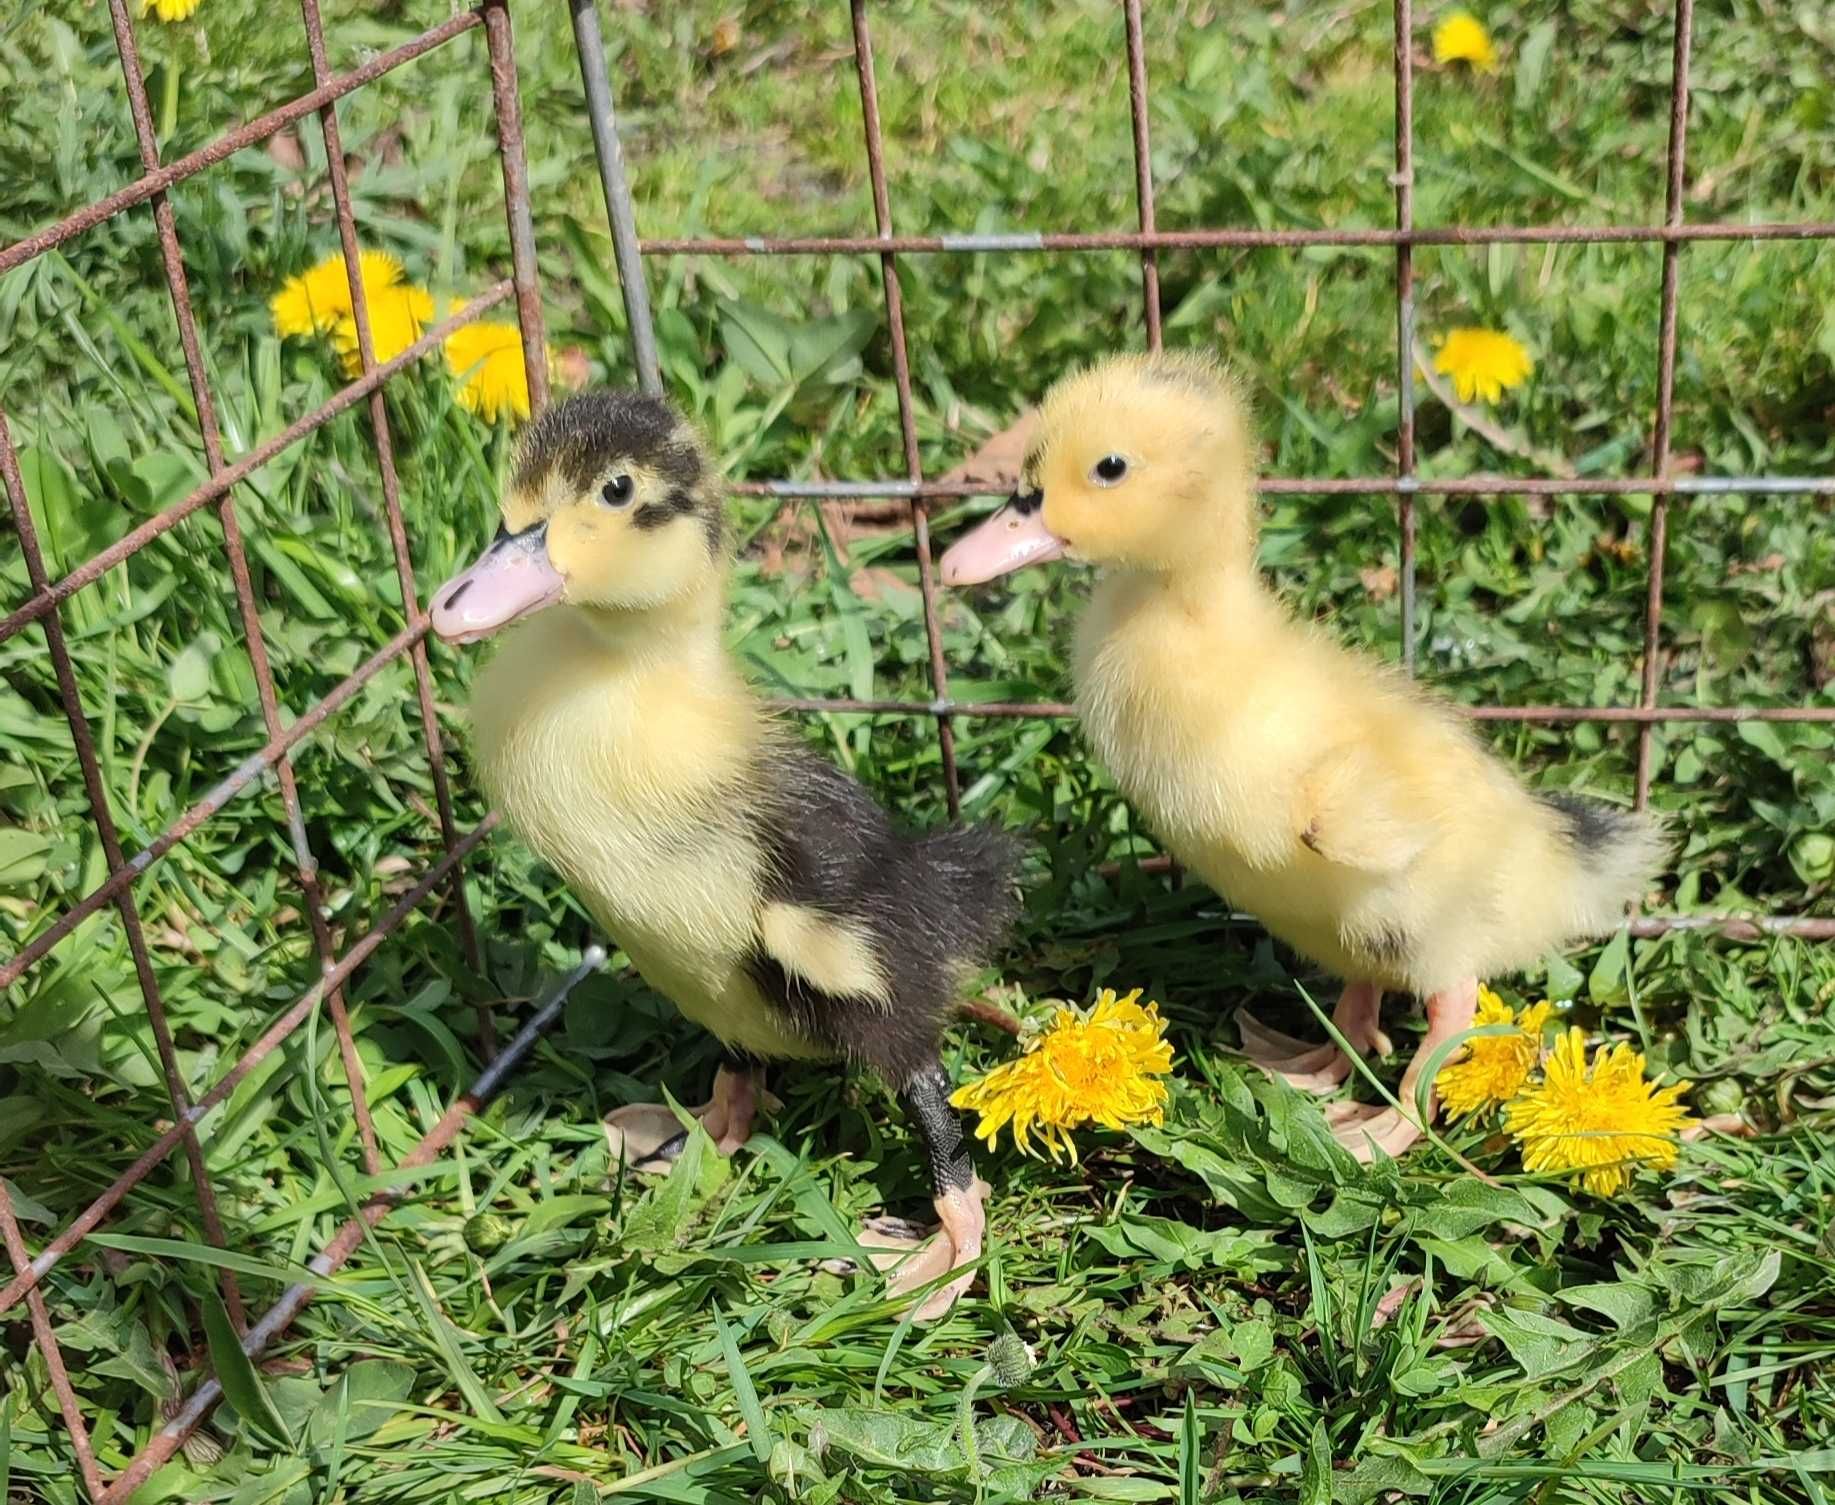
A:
[1092,454,1129,484]
[601,474,635,507]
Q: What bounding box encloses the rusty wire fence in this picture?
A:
[1,0,1833,1495]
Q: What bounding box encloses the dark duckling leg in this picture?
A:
[603,1052,769,1173]
[1235,980,1390,1094]
[859,1061,987,1321]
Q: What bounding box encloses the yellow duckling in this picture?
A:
[939,352,1667,1160]
[431,391,1018,1317]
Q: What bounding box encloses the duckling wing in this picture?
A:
[742,750,1020,1079]
[1294,740,1433,876]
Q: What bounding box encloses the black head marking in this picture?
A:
[512,391,686,495]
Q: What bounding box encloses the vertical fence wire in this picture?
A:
[483,0,550,417]
[1393,0,1418,674]
[570,0,663,395]
[1122,0,1162,350]
[848,0,961,816]
[0,1182,103,1500]
[1637,0,1697,809]
[104,0,388,1201]
[297,0,490,1070]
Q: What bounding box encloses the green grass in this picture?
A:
[1,0,1833,1500]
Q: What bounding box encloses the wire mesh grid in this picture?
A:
[0,1,585,1497]
[1,0,1832,1495]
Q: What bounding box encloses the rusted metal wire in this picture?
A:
[105,0,382,1202]
[0,410,247,1331]
[1636,0,1697,811]
[848,0,961,816]
[0,10,485,279]
[3,0,1832,1494]
[299,0,488,1063]
[0,1,552,1488]
[1121,0,1162,351]
[483,0,550,418]
[637,219,1835,255]
[0,1101,105,1503]
[726,474,1835,498]
[1393,0,1418,674]
[0,815,498,1318]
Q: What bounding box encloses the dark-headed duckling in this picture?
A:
[431,391,1018,1318]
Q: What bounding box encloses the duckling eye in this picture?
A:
[1091,454,1129,486]
[601,474,635,508]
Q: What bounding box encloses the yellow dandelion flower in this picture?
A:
[270,250,407,340]
[140,0,204,19]
[1432,327,1534,404]
[1437,989,1551,1119]
[951,989,1174,1163]
[444,310,536,424]
[328,281,434,375]
[1506,1028,1695,1197]
[1433,11,1498,72]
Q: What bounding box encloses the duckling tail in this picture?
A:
[913,823,1024,961]
[1533,791,1671,938]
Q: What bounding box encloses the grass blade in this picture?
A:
[712,1300,773,1466]
[200,1285,293,1451]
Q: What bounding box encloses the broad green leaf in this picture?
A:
[0,828,51,888]
[1559,1281,1658,1331]
[308,1360,415,1445]
[1587,927,1630,1005]
[1084,1213,1287,1274]
[1480,1306,1598,1382]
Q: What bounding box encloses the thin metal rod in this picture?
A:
[1,415,244,1324]
[0,286,512,647]
[482,0,550,415]
[0,817,499,1320]
[94,946,606,1505]
[569,0,662,393]
[298,0,488,1066]
[1393,0,1417,674]
[1637,0,1696,809]
[0,9,483,278]
[765,695,1835,725]
[849,0,961,816]
[725,473,1835,499]
[0,1184,103,1501]
[1121,0,1161,349]
[635,219,1835,256]
[108,0,380,1184]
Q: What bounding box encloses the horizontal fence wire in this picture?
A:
[1,0,1832,1496]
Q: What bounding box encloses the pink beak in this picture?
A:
[430,524,566,644]
[938,494,1066,586]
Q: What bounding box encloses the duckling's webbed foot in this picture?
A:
[859,1063,986,1321]
[1330,977,1477,1162]
[1237,981,1389,1094]
[603,1058,766,1172]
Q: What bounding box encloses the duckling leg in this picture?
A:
[857,1062,987,1321]
[603,1056,766,1172]
[1331,977,1478,1162]
[1236,982,1391,1094]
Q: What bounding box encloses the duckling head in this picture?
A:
[431,391,722,644]
[939,351,1256,585]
